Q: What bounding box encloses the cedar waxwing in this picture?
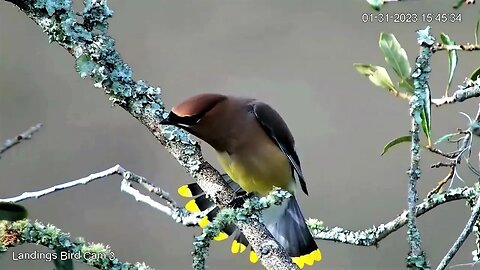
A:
[161,93,321,268]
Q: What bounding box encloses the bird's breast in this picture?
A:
[216,144,294,196]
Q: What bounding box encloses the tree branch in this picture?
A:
[5,1,480,269]
[0,165,208,227]
[436,192,480,270]
[432,80,480,107]
[2,1,296,269]
[0,220,154,270]
[4,163,480,266]
[0,123,42,158]
[192,189,293,270]
[434,43,480,52]
[310,186,478,246]
[401,26,435,270]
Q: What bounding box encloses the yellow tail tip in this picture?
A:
[197,217,227,240]
[178,185,193,197]
[292,249,322,268]
[213,232,229,241]
[249,251,259,263]
[244,248,321,268]
[231,240,247,254]
[292,257,305,269]
[312,249,322,262]
[198,216,210,228]
[185,199,201,212]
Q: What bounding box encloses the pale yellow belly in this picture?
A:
[216,149,294,196]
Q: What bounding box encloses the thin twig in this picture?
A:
[436,194,480,270]
[0,123,43,158]
[0,165,206,226]
[434,43,480,52]
[428,129,473,197]
[123,170,178,208]
[0,165,122,203]
[428,168,456,197]
[427,146,460,159]
[432,80,480,107]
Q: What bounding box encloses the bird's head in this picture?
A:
[161,93,228,138]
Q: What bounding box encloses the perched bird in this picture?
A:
[161,93,321,268]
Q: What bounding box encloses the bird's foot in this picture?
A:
[228,193,254,209]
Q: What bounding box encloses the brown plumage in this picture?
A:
[161,93,321,268]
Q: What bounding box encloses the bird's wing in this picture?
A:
[251,101,308,195]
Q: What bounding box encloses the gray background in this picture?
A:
[1,1,479,269]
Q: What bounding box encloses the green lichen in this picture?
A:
[62,17,93,41]
[81,243,115,268]
[306,218,325,233]
[406,253,430,270]
[34,0,71,16]
[76,54,98,78]
[81,0,113,33]
[404,26,434,270]
[416,26,435,46]
[1,220,154,269]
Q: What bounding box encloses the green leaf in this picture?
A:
[399,77,414,92]
[453,0,464,9]
[381,135,411,156]
[53,247,74,270]
[434,133,457,144]
[421,106,432,146]
[379,33,413,92]
[0,203,28,221]
[366,0,384,11]
[354,64,397,91]
[471,66,480,80]
[440,33,458,95]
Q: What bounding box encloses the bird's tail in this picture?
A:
[177,175,321,268]
[263,195,321,268]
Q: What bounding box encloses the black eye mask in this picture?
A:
[167,111,202,126]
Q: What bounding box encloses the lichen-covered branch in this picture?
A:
[434,43,480,52]
[474,202,480,265]
[2,1,294,269]
[0,220,154,270]
[436,193,480,270]
[0,123,42,158]
[404,26,435,270]
[193,189,294,270]
[432,79,480,106]
[310,186,478,246]
[3,165,480,267]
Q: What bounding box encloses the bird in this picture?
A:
[160,93,321,268]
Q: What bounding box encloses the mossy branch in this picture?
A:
[0,220,153,270]
[432,79,480,106]
[310,186,479,246]
[403,26,435,270]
